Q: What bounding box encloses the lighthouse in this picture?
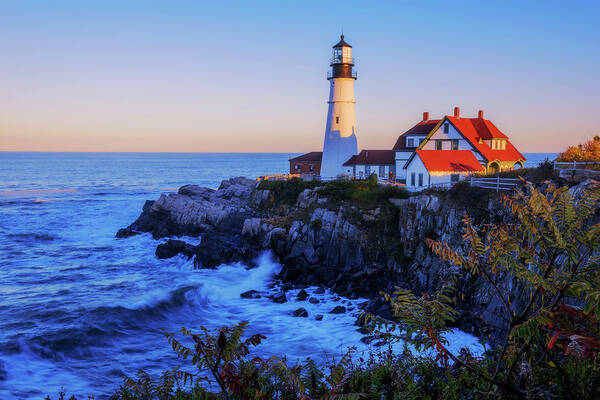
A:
[320,35,359,179]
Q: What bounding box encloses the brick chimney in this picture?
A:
[454,107,460,118]
[478,110,484,119]
[422,111,429,121]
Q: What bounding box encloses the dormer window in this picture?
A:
[407,138,414,147]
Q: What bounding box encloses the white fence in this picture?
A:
[553,161,600,170]
[470,176,520,192]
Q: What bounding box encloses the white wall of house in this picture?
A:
[404,154,476,191]
[405,155,430,190]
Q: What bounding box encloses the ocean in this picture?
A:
[0,152,556,399]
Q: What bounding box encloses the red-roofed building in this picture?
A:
[289,152,322,178]
[398,108,525,190]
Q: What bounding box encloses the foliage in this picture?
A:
[316,179,409,209]
[367,182,600,398]
[493,159,560,183]
[557,135,600,163]
[257,178,320,207]
[110,321,365,400]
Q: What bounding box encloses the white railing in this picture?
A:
[470,176,520,192]
[553,161,600,170]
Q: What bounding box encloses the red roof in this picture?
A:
[445,117,525,162]
[343,150,395,166]
[416,150,484,173]
[290,152,322,162]
[393,120,440,151]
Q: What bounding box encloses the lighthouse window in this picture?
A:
[336,116,339,124]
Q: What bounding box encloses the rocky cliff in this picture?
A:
[117,176,600,341]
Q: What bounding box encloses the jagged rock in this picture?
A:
[308,297,319,304]
[315,314,323,321]
[155,239,196,259]
[178,185,215,200]
[314,287,326,294]
[296,289,309,301]
[251,189,271,206]
[240,290,262,299]
[296,189,318,208]
[329,306,346,314]
[119,178,256,238]
[194,234,258,269]
[569,178,600,199]
[293,308,308,317]
[269,291,287,304]
[115,228,140,238]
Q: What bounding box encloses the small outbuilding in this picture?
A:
[343,150,396,180]
[289,152,322,178]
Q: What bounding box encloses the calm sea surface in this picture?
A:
[0,152,555,399]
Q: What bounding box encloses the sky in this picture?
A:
[0,0,598,153]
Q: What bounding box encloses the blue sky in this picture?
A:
[0,0,598,152]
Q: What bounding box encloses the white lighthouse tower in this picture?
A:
[320,35,359,179]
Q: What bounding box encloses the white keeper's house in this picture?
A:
[291,35,526,190]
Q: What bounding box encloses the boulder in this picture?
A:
[296,289,309,301]
[240,290,262,299]
[269,291,287,304]
[155,239,196,259]
[315,314,323,321]
[293,308,308,318]
[329,306,346,314]
[308,297,319,304]
[194,234,258,269]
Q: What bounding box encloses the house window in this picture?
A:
[336,116,340,124]
[379,165,385,176]
[365,165,371,175]
[451,174,460,183]
[407,138,414,147]
[353,166,356,176]
[451,140,459,150]
[309,165,314,172]
[443,123,449,133]
[418,173,424,187]
[295,164,300,170]
[435,140,443,150]
[410,172,416,186]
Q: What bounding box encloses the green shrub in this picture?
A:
[257,178,320,206]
